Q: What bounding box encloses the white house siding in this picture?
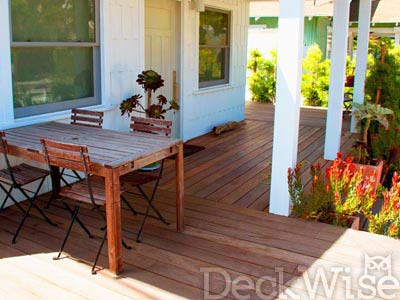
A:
[102,0,145,131]
[180,0,249,141]
[0,0,145,205]
[0,0,249,205]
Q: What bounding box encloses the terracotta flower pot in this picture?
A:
[345,75,355,87]
[316,213,360,230]
[354,160,384,193]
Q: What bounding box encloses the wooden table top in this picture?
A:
[6,122,181,169]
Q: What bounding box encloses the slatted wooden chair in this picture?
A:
[70,108,104,128]
[41,138,131,274]
[0,131,56,244]
[120,116,172,242]
[46,109,105,209]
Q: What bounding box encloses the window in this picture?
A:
[10,0,100,118]
[199,8,230,88]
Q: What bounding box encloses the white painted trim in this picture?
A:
[192,84,237,95]
[0,104,118,130]
[100,0,110,107]
[349,27,395,34]
[269,0,304,217]
[351,0,372,133]
[324,0,351,161]
[1,0,105,129]
[0,0,14,126]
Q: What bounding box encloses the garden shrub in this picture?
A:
[365,40,400,111]
[301,45,331,107]
[247,49,277,103]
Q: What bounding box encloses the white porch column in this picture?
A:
[0,0,14,127]
[395,27,400,45]
[324,0,352,160]
[351,0,372,133]
[269,0,304,216]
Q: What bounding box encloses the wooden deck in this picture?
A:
[2,103,399,300]
[160,102,354,211]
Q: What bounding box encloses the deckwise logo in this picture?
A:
[201,254,400,300]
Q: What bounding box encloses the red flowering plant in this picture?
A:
[368,173,400,238]
[288,153,378,228]
[289,162,330,220]
[120,70,180,119]
[323,153,377,227]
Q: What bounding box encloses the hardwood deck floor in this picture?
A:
[2,102,398,300]
[1,188,399,300]
[160,102,354,211]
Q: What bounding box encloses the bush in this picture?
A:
[365,40,400,111]
[247,49,277,103]
[302,45,331,107]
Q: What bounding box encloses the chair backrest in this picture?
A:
[71,109,104,129]
[41,139,92,174]
[41,138,97,206]
[0,131,16,183]
[130,116,172,137]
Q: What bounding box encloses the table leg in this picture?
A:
[50,166,61,198]
[105,168,123,275]
[175,143,184,232]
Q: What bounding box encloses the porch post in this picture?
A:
[0,0,14,127]
[395,27,400,45]
[269,0,304,216]
[324,0,352,160]
[351,0,372,133]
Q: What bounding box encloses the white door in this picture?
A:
[145,0,180,138]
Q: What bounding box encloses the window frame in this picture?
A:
[198,7,231,89]
[9,0,101,119]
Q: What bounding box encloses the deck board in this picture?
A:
[160,102,354,211]
[1,102,399,300]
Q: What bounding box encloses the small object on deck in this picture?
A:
[213,121,239,135]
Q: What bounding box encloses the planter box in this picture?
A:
[354,160,384,192]
[316,213,360,230]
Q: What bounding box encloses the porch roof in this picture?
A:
[250,0,400,23]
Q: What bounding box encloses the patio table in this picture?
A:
[5,121,184,275]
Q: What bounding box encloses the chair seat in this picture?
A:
[120,171,160,186]
[59,176,124,206]
[0,163,49,186]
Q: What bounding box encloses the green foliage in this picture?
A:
[371,115,400,186]
[365,40,400,110]
[288,162,328,220]
[247,49,277,103]
[352,103,393,144]
[301,45,331,107]
[368,173,400,238]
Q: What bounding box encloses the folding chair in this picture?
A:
[46,109,104,209]
[120,116,172,242]
[41,138,130,274]
[0,131,56,244]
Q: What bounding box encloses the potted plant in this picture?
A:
[288,153,378,230]
[318,153,378,230]
[350,102,393,186]
[120,70,180,170]
[120,70,180,119]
